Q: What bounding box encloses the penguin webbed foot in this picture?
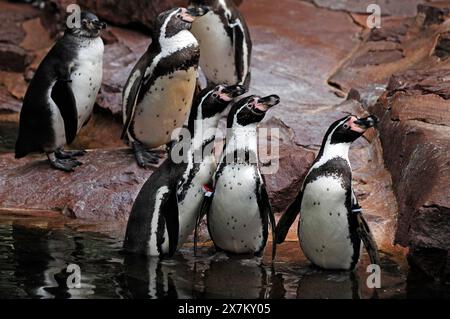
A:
[47,153,82,172]
[132,142,160,167]
[55,148,87,159]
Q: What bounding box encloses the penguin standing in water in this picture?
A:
[188,0,252,88]
[15,12,106,171]
[275,115,380,270]
[123,84,247,257]
[196,94,280,258]
[122,8,203,168]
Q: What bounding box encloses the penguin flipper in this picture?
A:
[121,56,148,139]
[354,206,380,266]
[259,183,277,261]
[162,188,180,257]
[194,191,214,257]
[275,190,303,244]
[51,79,78,144]
[231,20,246,86]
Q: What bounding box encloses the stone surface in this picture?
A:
[0,149,160,221]
[328,1,450,106]
[311,0,427,17]
[46,0,243,31]
[371,67,450,280]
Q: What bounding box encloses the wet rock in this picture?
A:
[46,0,244,31]
[98,26,149,116]
[372,68,450,280]
[0,149,163,221]
[263,144,315,214]
[311,0,426,17]
[328,1,450,105]
[0,87,21,113]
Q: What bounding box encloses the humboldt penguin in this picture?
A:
[122,8,203,168]
[15,11,106,171]
[275,115,380,270]
[123,84,247,257]
[188,0,252,88]
[195,94,280,259]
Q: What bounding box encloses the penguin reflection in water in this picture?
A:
[122,8,204,168]
[123,84,247,257]
[276,115,380,270]
[15,12,106,171]
[188,0,252,88]
[195,94,280,259]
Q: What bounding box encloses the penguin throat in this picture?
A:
[225,125,258,157]
[315,142,351,168]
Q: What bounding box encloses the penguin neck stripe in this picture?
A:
[314,118,351,168]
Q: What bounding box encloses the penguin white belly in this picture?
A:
[299,176,355,270]
[209,165,264,254]
[70,37,104,132]
[133,68,197,148]
[47,86,66,151]
[177,155,216,247]
[191,13,237,85]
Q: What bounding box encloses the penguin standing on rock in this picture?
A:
[124,84,247,257]
[122,8,204,168]
[275,115,380,270]
[15,12,106,171]
[195,94,280,259]
[188,0,252,88]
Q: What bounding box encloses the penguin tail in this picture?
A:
[14,138,30,159]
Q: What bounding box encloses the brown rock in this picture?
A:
[328,1,450,106]
[46,0,243,31]
[0,86,21,113]
[372,68,450,280]
[263,144,315,214]
[0,43,31,73]
[312,0,427,17]
[0,149,164,221]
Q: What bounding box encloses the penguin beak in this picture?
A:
[187,5,210,17]
[180,8,196,23]
[92,20,107,30]
[220,84,247,100]
[353,115,379,129]
[251,95,280,114]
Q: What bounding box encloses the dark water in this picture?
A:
[0,220,448,299]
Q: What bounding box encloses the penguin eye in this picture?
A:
[212,93,219,98]
[176,13,182,18]
[343,123,350,130]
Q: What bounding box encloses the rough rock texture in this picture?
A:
[0,149,158,221]
[329,1,450,106]
[310,0,428,17]
[372,67,450,280]
[46,0,243,31]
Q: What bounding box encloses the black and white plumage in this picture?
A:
[196,94,280,258]
[275,115,380,270]
[123,84,247,257]
[188,0,252,88]
[122,8,203,168]
[15,12,106,172]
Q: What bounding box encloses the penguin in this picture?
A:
[123,84,247,257]
[188,0,252,88]
[195,94,280,258]
[122,8,204,168]
[275,115,381,270]
[15,12,106,172]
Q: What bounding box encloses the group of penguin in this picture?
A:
[13,0,380,271]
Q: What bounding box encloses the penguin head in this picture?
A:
[67,11,106,38]
[187,1,212,16]
[325,115,379,145]
[190,84,247,124]
[153,8,199,39]
[227,94,280,128]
